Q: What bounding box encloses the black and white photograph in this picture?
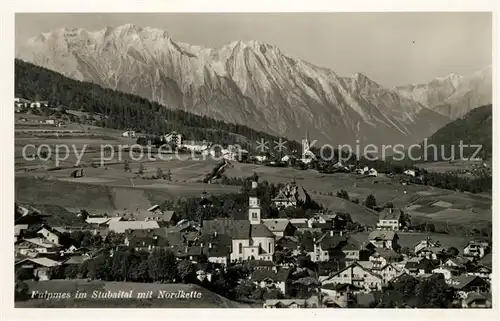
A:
[2,0,497,316]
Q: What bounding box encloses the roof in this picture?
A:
[163,211,176,221]
[147,204,160,212]
[316,232,347,249]
[172,245,202,257]
[327,262,383,281]
[247,259,276,267]
[15,257,61,267]
[321,283,364,291]
[108,220,160,233]
[264,299,307,307]
[19,238,60,248]
[379,208,402,220]
[251,224,275,238]
[449,275,486,290]
[289,218,307,225]
[464,292,490,305]
[276,236,300,249]
[202,219,250,240]
[369,230,396,241]
[272,190,291,202]
[207,245,231,258]
[63,256,90,265]
[86,217,110,225]
[420,246,446,254]
[262,219,292,233]
[372,248,401,260]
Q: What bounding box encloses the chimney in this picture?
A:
[214,231,218,238]
[252,181,258,189]
[313,237,316,243]
[340,231,343,237]
[330,230,334,237]
[185,247,189,253]
[389,208,393,213]
[200,242,204,248]
[209,242,213,249]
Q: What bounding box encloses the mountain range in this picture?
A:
[15,24,492,147]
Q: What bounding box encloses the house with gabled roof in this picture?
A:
[262,219,296,237]
[15,257,61,281]
[463,240,489,259]
[251,268,291,295]
[341,238,372,262]
[321,262,384,292]
[15,237,63,256]
[369,248,402,269]
[376,208,403,231]
[368,230,398,250]
[311,231,347,262]
[403,257,434,276]
[414,237,440,255]
[449,275,489,298]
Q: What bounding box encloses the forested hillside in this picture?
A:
[14,59,301,152]
[418,104,492,161]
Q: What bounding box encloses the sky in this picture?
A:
[15,12,492,87]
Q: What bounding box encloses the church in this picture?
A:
[300,129,316,164]
[202,177,276,262]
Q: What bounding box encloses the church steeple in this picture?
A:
[248,176,261,224]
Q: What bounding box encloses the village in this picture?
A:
[13,96,493,308]
[14,173,492,308]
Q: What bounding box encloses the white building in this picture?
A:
[404,169,416,177]
[300,129,316,164]
[368,168,378,177]
[122,130,136,138]
[376,208,403,231]
[183,140,211,153]
[164,131,182,146]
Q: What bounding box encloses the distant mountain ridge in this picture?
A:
[394,66,492,120]
[16,24,489,147]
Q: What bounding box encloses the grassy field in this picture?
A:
[16,280,251,308]
[15,121,491,228]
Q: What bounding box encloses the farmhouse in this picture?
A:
[251,268,291,295]
[376,208,403,231]
[15,257,61,281]
[311,231,347,262]
[368,230,399,250]
[164,131,182,146]
[449,275,490,296]
[261,219,296,237]
[341,239,372,262]
[463,240,489,259]
[122,130,136,138]
[432,265,461,281]
[15,238,63,256]
[414,237,440,254]
[322,262,384,292]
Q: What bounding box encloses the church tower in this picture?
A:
[248,177,261,225]
[302,128,311,158]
